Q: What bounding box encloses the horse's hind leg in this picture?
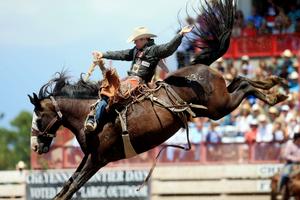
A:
[227,76,247,92]
[227,75,287,93]
[245,75,288,90]
[225,82,287,112]
[247,86,287,106]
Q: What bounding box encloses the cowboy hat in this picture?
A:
[281,49,293,58]
[127,27,157,43]
[268,106,278,114]
[258,114,267,122]
[241,55,249,61]
[289,71,298,80]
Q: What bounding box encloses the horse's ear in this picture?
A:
[28,94,34,105]
[28,93,40,108]
[33,93,39,101]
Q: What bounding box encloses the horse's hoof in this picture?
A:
[277,94,288,103]
[271,76,288,88]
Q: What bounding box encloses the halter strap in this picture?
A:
[40,116,60,137]
[50,96,63,119]
[36,96,63,138]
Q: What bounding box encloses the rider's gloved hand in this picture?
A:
[92,51,103,60]
[179,25,194,35]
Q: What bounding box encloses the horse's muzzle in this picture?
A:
[31,136,49,154]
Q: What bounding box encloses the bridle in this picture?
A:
[32,96,63,138]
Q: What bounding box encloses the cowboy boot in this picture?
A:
[84,97,108,133]
[85,114,97,132]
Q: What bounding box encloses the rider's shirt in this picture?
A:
[102,34,183,83]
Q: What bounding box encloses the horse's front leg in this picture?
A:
[53,154,88,198]
[54,153,105,200]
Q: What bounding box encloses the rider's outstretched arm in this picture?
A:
[150,26,193,59]
[102,49,134,61]
[150,34,183,59]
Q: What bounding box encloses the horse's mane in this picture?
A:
[38,71,99,99]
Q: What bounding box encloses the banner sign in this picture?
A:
[26,169,149,200]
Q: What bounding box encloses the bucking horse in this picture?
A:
[28,0,288,199]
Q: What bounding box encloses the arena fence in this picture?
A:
[221,33,300,58]
[0,164,283,200]
[31,142,284,169]
[151,164,282,200]
[0,170,26,200]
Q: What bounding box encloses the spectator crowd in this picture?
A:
[169,49,299,145]
[176,0,300,69]
[167,1,300,160]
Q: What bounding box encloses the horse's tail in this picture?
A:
[189,0,236,66]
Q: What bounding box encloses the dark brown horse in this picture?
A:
[29,64,287,200]
[28,0,288,199]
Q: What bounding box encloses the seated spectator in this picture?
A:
[256,114,273,142]
[240,55,254,78]
[273,8,291,34]
[16,161,26,172]
[245,119,259,144]
[176,121,202,162]
[236,103,252,136]
[278,49,294,79]
[288,71,299,93]
[268,57,280,75]
[255,59,269,80]
[247,6,264,29]
[248,103,262,122]
[232,10,244,37]
[206,121,221,144]
[226,59,238,78]
[268,106,279,122]
[278,104,290,123]
[264,0,278,30]
[232,23,242,37]
[287,4,300,27]
[287,117,299,140]
[272,119,286,142]
[258,20,270,35]
[235,10,245,27]
[242,21,257,37]
[286,92,299,112]
[189,118,204,161]
[165,128,187,161]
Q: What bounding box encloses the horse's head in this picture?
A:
[28,93,63,154]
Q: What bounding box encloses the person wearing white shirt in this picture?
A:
[256,114,273,142]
